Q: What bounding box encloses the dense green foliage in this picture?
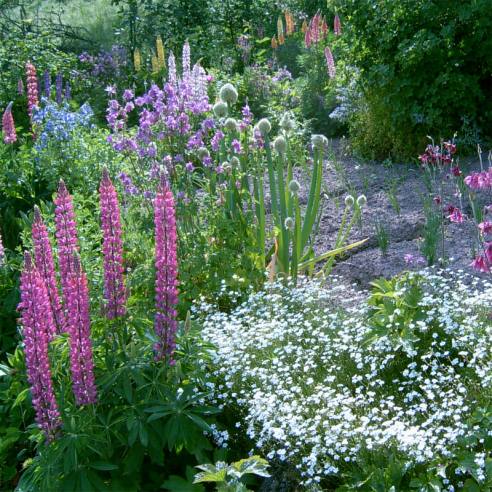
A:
[330,0,492,158]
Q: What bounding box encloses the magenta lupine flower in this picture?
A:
[25,61,39,119]
[65,255,97,405]
[32,206,64,334]
[18,252,61,440]
[324,47,336,79]
[154,180,178,362]
[334,14,342,35]
[54,180,79,303]
[304,26,312,48]
[0,231,4,266]
[2,102,17,144]
[99,169,126,319]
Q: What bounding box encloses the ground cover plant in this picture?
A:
[2,1,492,490]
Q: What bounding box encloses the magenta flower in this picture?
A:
[154,179,179,362]
[54,180,79,304]
[65,255,97,405]
[2,102,17,144]
[334,14,342,35]
[479,221,492,235]
[0,231,4,266]
[25,61,39,119]
[32,206,64,334]
[448,208,464,223]
[324,47,336,79]
[471,255,489,273]
[99,169,126,319]
[18,252,61,440]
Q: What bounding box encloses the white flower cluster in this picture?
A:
[198,270,492,487]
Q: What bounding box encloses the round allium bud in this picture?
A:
[197,147,210,160]
[222,162,232,174]
[344,195,355,208]
[273,135,287,155]
[279,113,295,132]
[357,194,367,208]
[213,101,228,118]
[219,83,238,105]
[224,117,239,132]
[288,179,301,195]
[230,156,240,167]
[284,217,295,231]
[257,118,271,136]
[311,134,328,150]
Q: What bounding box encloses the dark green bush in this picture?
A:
[330,0,492,159]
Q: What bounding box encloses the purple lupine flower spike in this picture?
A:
[32,206,65,333]
[44,70,51,99]
[55,73,63,104]
[154,178,179,362]
[54,180,79,305]
[18,252,61,441]
[99,168,126,319]
[66,255,97,405]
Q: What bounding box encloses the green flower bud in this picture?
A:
[197,147,210,160]
[357,194,367,208]
[257,118,271,136]
[288,179,301,195]
[219,83,238,105]
[224,117,239,132]
[273,135,287,155]
[279,112,295,132]
[284,217,295,231]
[344,195,355,208]
[230,156,240,167]
[311,134,328,150]
[213,101,228,118]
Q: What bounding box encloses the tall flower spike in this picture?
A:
[0,230,5,266]
[32,206,64,333]
[156,36,165,71]
[182,41,191,80]
[18,252,61,440]
[324,46,336,79]
[99,168,126,319]
[154,179,178,362]
[18,78,24,95]
[25,61,39,119]
[168,51,177,88]
[2,102,17,144]
[334,14,342,35]
[44,70,51,99]
[133,48,142,71]
[55,73,63,105]
[54,180,79,305]
[66,255,97,405]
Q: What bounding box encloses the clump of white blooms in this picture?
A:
[197,270,492,487]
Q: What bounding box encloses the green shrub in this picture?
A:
[330,0,492,159]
